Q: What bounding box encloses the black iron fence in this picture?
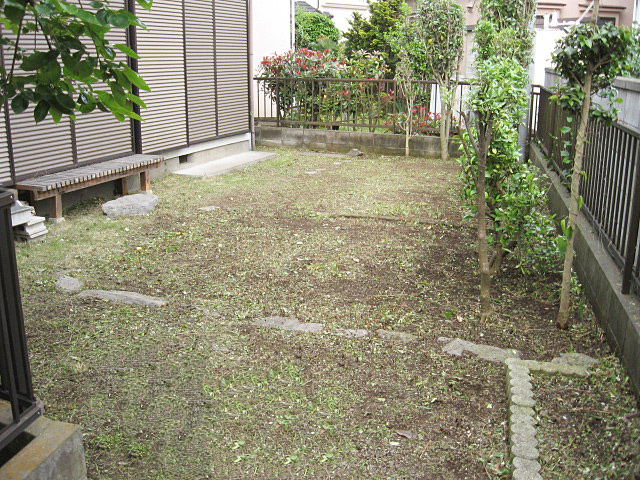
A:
[0,188,41,450]
[529,85,640,295]
[254,77,470,135]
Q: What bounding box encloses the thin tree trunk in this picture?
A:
[557,73,592,329]
[440,94,449,162]
[476,143,492,319]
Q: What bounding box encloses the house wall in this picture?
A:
[318,0,369,32]
[0,0,251,188]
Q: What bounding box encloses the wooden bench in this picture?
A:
[16,154,164,222]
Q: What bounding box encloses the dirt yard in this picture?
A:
[16,147,639,479]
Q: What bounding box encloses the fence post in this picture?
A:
[622,149,640,294]
[275,78,281,128]
[0,188,42,450]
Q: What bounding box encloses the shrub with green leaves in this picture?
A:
[343,0,405,75]
[0,0,152,123]
[550,12,633,328]
[415,0,464,161]
[295,8,341,51]
[459,0,559,318]
[552,22,633,120]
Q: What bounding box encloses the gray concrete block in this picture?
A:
[0,403,87,480]
[174,152,275,178]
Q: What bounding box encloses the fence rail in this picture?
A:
[0,188,41,450]
[254,77,470,135]
[529,85,640,295]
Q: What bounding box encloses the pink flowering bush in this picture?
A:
[258,49,388,123]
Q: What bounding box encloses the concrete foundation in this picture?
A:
[29,133,251,218]
[530,143,640,395]
[0,403,87,480]
[256,126,461,158]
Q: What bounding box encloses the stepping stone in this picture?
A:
[55,275,83,293]
[198,206,221,212]
[254,316,324,333]
[377,329,416,343]
[336,328,369,338]
[174,151,276,178]
[78,290,167,307]
[551,352,599,367]
[439,337,520,363]
[102,193,158,218]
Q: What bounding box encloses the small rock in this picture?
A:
[102,193,158,218]
[347,148,363,157]
[305,170,318,175]
[198,206,221,212]
[55,275,83,293]
[395,429,418,439]
[78,290,167,307]
[377,329,417,343]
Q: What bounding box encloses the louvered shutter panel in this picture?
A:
[136,1,188,153]
[3,23,75,180]
[185,0,217,143]
[0,109,11,186]
[73,0,133,162]
[215,0,249,136]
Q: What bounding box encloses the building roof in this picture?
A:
[295,1,333,18]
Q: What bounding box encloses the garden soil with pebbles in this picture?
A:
[17,147,639,479]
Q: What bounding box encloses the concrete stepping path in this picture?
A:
[174,151,276,178]
[439,337,598,480]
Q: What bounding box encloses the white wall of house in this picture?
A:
[252,0,294,77]
[318,0,369,32]
[251,0,295,116]
[532,28,565,85]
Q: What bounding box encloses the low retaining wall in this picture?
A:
[256,126,461,158]
[530,143,640,395]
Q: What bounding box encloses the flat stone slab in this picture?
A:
[55,275,83,293]
[78,290,167,307]
[198,206,221,212]
[102,193,158,218]
[377,329,417,343]
[174,151,276,178]
[336,328,369,338]
[254,316,323,333]
[551,352,599,367]
[439,337,520,363]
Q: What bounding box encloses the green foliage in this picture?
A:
[258,49,388,120]
[625,23,640,78]
[343,0,405,75]
[0,0,152,123]
[459,0,560,275]
[552,22,633,117]
[475,0,535,67]
[295,8,341,51]
[386,9,429,79]
[415,0,464,86]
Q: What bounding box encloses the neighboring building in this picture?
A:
[302,0,370,32]
[0,0,251,194]
[457,0,636,83]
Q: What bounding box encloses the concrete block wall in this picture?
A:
[256,126,461,158]
[530,143,640,395]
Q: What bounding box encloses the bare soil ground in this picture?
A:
[16,147,639,479]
